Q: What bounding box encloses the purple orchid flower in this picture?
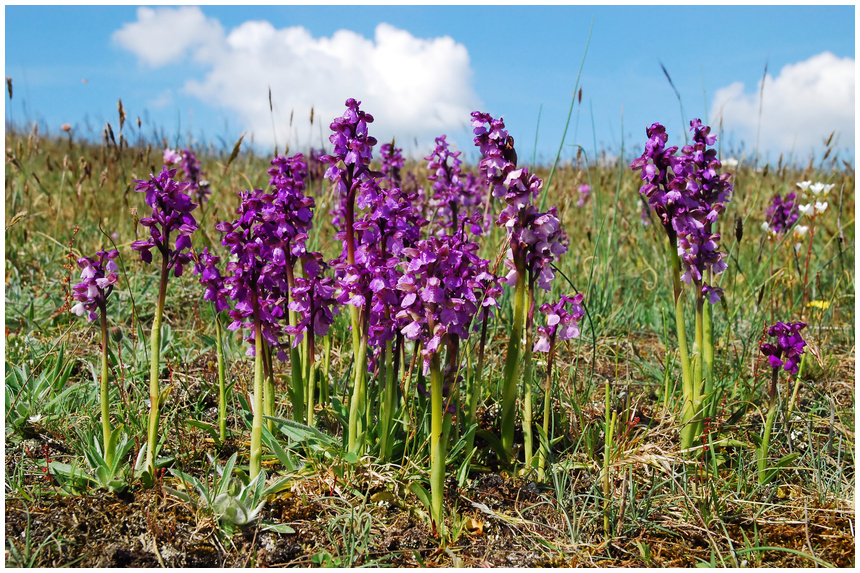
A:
[760,321,807,375]
[533,293,585,353]
[70,250,120,322]
[130,166,198,277]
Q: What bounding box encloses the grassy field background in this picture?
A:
[4,114,855,567]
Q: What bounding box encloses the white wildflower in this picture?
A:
[796,180,812,192]
[814,201,828,214]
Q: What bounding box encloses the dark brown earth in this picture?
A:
[5,459,854,568]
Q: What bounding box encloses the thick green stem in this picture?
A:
[667,236,694,451]
[347,320,368,453]
[99,307,112,466]
[289,344,304,424]
[306,325,316,426]
[379,338,396,461]
[285,262,304,423]
[429,351,447,539]
[214,315,227,442]
[522,273,537,467]
[683,292,705,449]
[702,291,714,401]
[501,249,527,459]
[321,334,332,405]
[250,304,264,480]
[144,251,169,477]
[262,342,275,431]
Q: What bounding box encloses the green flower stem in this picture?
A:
[429,350,448,539]
[144,250,169,477]
[305,323,316,426]
[522,272,537,467]
[500,248,527,459]
[321,334,332,406]
[214,314,227,442]
[667,236,694,451]
[347,317,369,453]
[443,338,460,446]
[250,304,264,480]
[379,337,396,461]
[285,263,304,424]
[465,314,489,456]
[344,177,369,455]
[682,291,705,450]
[702,281,715,401]
[757,368,781,484]
[288,343,303,424]
[99,306,113,466]
[537,332,558,481]
[262,342,275,431]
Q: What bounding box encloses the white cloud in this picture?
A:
[112,7,225,67]
[114,7,480,152]
[710,52,854,157]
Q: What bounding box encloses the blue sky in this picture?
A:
[5,5,855,165]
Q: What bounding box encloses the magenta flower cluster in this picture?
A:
[217,189,288,358]
[380,142,404,188]
[194,247,229,313]
[760,322,807,374]
[630,120,733,300]
[397,233,501,370]
[576,184,591,207]
[131,166,198,276]
[763,191,800,235]
[266,153,315,266]
[533,293,585,353]
[425,135,484,235]
[321,98,378,232]
[71,250,120,322]
[472,112,568,291]
[213,153,320,358]
[286,253,339,346]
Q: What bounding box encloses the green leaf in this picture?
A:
[187,419,220,443]
[456,446,476,488]
[408,482,432,513]
[261,521,295,534]
[449,423,477,461]
[217,452,239,497]
[343,451,359,464]
[261,425,302,472]
[162,486,192,504]
[475,429,510,464]
[266,415,337,448]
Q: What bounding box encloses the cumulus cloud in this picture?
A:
[113,7,480,152]
[112,7,225,67]
[710,52,854,158]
